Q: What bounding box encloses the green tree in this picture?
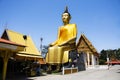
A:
[99,48,120,65]
[116,48,120,60]
[99,49,107,65]
[41,45,48,58]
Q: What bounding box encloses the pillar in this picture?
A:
[2,52,10,80]
[87,52,90,67]
[84,53,87,68]
[91,54,95,67]
[96,57,99,65]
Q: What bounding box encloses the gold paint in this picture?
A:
[46,7,77,64]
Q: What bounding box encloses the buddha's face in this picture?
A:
[62,13,71,24]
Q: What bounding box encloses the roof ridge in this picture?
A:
[82,34,92,45]
[77,34,98,53]
[6,29,27,36]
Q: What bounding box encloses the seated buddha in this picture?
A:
[46,7,77,71]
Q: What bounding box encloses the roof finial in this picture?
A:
[4,22,8,30]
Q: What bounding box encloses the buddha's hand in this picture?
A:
[49,42,56,47]
[58,42,68,46]
[49,43,53,47]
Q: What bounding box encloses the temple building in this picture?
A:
[1,29,43,60]
[0,38,25,80]
[77,34,99,69]
[0,29,44,80]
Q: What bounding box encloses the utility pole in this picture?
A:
[107,52,109,70]
[40,37,43,54]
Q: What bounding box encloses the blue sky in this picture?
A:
[0,0,120,52]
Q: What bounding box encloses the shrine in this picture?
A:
[77,34,99,69]
[0,29,44,79]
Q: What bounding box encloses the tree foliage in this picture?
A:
[41,45,49,58]
[99,48,120,65]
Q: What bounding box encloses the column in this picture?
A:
[96,57,99,65]
[91,54,95,67]
[84,53,87,68]
[87,52,90,67]
[2,52,10,80]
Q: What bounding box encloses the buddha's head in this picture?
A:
[62,6,71,25]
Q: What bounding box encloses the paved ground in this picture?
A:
[27,65,120,80]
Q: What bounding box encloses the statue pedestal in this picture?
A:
[62,67,78,75]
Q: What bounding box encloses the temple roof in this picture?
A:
[0,38,25,47]
[0,38,25,51]
[77,34,99,56]
[1,29,42,58]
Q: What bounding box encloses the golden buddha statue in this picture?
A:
[46,7,77,71]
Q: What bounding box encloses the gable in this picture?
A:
[1,29,41,56]
[77,36,93,53]
[1,30,9,40]
[77,34,97,54]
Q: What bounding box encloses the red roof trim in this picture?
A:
[106,60,120,64]
[0,38,25,47]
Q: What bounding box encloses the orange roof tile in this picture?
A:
[0,38,25,47]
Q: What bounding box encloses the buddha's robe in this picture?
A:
[46,24,77,64]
